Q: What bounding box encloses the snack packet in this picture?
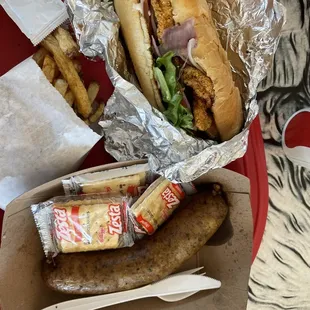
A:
[1,0,68,46]
[31,194,134,258]
[62,163,158,196]
[130,177,197,234]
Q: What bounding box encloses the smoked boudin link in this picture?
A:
[43,190,228,295]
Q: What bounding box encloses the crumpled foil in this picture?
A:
[66,0,285,182]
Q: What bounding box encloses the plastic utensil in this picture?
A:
[158,267,205,302]
[42,274,221,310]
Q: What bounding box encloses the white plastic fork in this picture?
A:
[43,270,221,310]
[159,267,206,302]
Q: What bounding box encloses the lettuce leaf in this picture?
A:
[163,93,193,130]
[153,67,171,102]
[156,51,177,95]
[164,93,182,125]
[178,105,195,130]
[154,52,193,130]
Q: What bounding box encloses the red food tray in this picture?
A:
[0,7,268,262]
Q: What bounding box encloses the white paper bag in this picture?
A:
[0,57,101,210]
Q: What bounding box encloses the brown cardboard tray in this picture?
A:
[0,160,252,310]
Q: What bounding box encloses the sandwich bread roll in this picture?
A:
[115,0,243,141]
[116,0,164,111]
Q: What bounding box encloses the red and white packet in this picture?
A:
[130,177,197,235]
[62,163,158,197]
[31,194,134,258]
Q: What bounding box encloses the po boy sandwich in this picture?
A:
[114,0,244,141]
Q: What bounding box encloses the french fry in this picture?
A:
[89,102,105,123]
[72,59,82,73]
[87,81,100,104]
[42,55,59,83]
[53,27,79,58]
[64,90,75,106]
[54,78,69,97]
[41,35,92,118]
[33,47,49,68]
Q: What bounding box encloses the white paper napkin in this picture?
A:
[0,0,68,45]
[0,57,101,210]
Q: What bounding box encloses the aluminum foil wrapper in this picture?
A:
[67,0,285,182]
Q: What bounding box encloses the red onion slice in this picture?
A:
[182,93,192,110]
[162,19,196,50]
[152,35,161,57]
[143,0,151,32]
[150,5,158,40]
[187,38,200,70]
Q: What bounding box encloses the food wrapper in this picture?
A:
[66,0,285,182]
[1,0,68,45]
[130,177,197,234]
[0,58,100,210]
[31,194,134,257]
[62,163,158,196]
